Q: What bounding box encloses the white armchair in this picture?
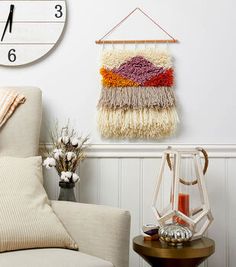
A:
[0,87,131,267]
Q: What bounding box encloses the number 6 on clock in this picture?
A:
[0,0,67,66]
[8,49,16,62]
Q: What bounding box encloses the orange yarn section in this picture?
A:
[100,68,139,87]
[144,68,174,87]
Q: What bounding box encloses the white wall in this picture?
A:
[0,0,235,144]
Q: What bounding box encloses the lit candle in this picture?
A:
[174,193,190,225]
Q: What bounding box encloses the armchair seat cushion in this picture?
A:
[0,249,113,267]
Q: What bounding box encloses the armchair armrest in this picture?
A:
[51,201,130,267]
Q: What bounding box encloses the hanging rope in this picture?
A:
[96,7,178,44]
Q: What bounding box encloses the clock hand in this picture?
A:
[9,5,15,33]
[1,5,15,42]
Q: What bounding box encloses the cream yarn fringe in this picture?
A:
[98,107,179,139]
[102,48,172,69]
[98,87,175,110]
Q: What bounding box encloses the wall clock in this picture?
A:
[0,0,66,66]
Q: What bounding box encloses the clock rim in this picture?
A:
[0,0,67,67]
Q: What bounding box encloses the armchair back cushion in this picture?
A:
[0,87,42,157]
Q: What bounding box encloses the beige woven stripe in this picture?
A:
[0,89,26,128]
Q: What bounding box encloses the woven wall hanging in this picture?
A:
[96,8,179,139]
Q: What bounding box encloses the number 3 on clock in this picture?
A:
[0,1,67,66]
[55,5,63,18]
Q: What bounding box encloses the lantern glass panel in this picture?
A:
[159,160,173,224]
[174,155,205,226]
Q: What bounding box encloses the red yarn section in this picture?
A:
[144,68,174,87]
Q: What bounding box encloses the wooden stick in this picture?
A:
[95,39,178,44]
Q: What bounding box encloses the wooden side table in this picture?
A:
[133,236,215,267]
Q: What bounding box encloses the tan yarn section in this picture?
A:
[0,156,78,253]
[98,107,179,139]
[98,87,176,110]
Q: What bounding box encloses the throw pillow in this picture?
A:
[0,156,78,252]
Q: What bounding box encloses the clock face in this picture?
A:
[0,0,66,66]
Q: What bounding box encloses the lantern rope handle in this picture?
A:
[166,148,209,186]
[196,147,209,175]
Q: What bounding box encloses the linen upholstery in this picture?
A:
[0,156,78,252]
[0,87,42,157]
[52,201,131,267]
[0,249,113,267]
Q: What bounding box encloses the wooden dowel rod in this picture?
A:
[95,39,178,44]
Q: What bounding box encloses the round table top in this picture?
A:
[133,236,215,259]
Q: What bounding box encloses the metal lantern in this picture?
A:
[152,147,213,240]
